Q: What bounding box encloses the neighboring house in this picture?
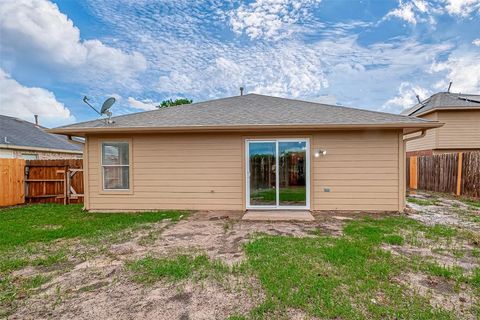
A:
[0,115,83,160]
[402,92,480,156]
[50,94,441,213]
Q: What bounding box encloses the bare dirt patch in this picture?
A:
[10,211,326,319]
[10,202,478,319]
[407,192,480,232]
[13,275,263,320]
[383,244,479,271]
[395,272,477,320]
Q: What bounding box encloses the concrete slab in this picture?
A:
[242,210,315,221]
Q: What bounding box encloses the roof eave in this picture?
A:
[48,122,443,136]
[413,106,480,117]
[0,144,83,154]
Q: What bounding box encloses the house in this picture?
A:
[402,92,480,156]
[0,115,83,160]
[50,94,441,213]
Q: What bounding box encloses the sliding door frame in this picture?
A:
[245,138,310,210]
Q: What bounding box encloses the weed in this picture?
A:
[470,268,480,288]
[128,254,228,283]
[407,197,439,206]
[460,199,480,209]
[423,224,457,240]
[223,220,235,232]
[0,274,51,317]
[22,274,51,290]
[422,262,464,280]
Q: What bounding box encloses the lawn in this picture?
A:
[241,217,479,319]
[2,198,479,319]
[0,204,184,251]
[0,204,186,316]
[128,216,480,319]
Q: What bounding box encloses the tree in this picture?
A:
[157,98,192,108]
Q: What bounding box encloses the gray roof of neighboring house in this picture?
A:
[0,115,83,152]
[401,92,480,116]
[52,94,436,133]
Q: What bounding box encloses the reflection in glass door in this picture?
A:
[248,142,276,206]
[247,139,309,209]
[279,141,307,207]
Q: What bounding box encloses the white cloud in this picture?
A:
[0,69,75,127]
[430,51,480,93]
[444,0,480,16]
[381,48,480,113]
[0,0,147,87]
[127,97,158,111]
[385,1,421,24]
[229,0,322,40]
[80,0,474,112]
[312,95,338,105]
[381,82,431,113]
[383,0,479,25]
[473,39,480,46]
[157,42,330,99]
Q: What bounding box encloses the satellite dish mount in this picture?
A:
[83,96,116,124]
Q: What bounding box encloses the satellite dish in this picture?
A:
[101,97,116,114]
[82,96,116,124]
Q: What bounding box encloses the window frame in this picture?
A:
[99,139,133,194]
[20,153,38,160]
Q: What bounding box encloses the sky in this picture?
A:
[0,0,479,128]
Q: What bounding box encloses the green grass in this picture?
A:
[407,197,440,206]
[471,268,480,288]
[423,224,458,240]
[0,204,186,251]
[422,262,464,280]
[0,204,187,317]
[0,274,51,316]
[470,215,480,223]
[127,216,474,319]
[460,198,480,209]
[128,254,228,283]
[241,216,471,319]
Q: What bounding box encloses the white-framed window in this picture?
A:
[21,153,38,160]
[101,142,130,190]
[0,149,14,158]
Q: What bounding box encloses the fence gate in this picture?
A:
[0,158,25,206]
[25,159,84,204]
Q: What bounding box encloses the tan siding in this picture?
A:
[406,112,437,152]
[88,133,243,211]
[312,130,401,211]
[83,136,90,210]
[436,110,480,149]
[87,130,403,212]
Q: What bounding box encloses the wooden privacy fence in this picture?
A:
[25,159,84,204]
[0,159,84,207]
[407,151,480,198]
[0,158,26,206]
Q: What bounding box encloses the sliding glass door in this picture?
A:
[247,139,309,209]
[279,141,307,207]
[248,142,277,206]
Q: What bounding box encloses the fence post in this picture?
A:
[63,165,68,205]
[456,152,463,196]
[409,156,418,191]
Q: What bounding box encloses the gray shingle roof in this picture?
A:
[402,92,480,116]
[53,94,436,134]
[0,115,82,152]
